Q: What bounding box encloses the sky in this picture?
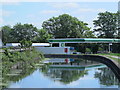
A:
[0,0,119,30]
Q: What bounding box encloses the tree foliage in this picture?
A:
[20,40,32,48]
[117,11,120,38]
[1,25,14,44]
[33,29,53,43]
[1,23,53,44]
[93,11,118,38]
[11,23,37,41]
[42,14,94,38]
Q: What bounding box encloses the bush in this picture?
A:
[20,40,32,48]
[86,48,91,52]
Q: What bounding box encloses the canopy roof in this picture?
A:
[49,38,120,43]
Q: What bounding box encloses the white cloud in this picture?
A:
[97,8,107,12]
[2,2,20,5]
[41,10,60,14]
[78,8,95,12]
[50,2,79,8]
[0,9,14,17]
[73,8,107,14]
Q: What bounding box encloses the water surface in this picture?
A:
[6,58,120,88]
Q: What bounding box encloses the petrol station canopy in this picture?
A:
[49,38,120,43]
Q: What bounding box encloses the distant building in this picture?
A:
[6,43,21,47]
[6,43,50,47]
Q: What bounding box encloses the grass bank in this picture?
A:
[1,48,44,89]
[95,53,120,64]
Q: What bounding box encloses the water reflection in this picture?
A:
[41,58,120,86]
[41,65,88,84]
[43,58,102,68]
[2,58,120,88]
[2,62,36,88]
[94,67,120,86]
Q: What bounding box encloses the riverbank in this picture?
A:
[1,48,44,89]
[95,53,120,64]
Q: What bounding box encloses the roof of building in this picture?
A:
[32,43,50,47]
[6,43,50,47]
[49,38,120,43]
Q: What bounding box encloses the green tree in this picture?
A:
[1,25,13,44]
[93,11,118,38]
[117,11,120,38]
[11,23,37,41]
[33,29,53,43]
[42,14,92,38]
[20,40,32,48]
[90,44,99,54]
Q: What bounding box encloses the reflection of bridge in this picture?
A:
[44,54,120,81]
[43,58,104,69]
[49,64,104,69]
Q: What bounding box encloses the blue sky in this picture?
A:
[1,1,119,30]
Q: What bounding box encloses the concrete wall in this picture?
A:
[35,47,74,54]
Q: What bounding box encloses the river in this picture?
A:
[4,58,120,88]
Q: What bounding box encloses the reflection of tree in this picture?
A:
[41,65,88,84]
[2,61,37,89]
[94,67,120,86]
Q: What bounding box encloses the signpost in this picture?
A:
[59,43,65,47]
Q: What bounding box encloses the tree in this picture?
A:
[90,44,99,54]
[11,23,37,41]
[1,25,14,44]
[93,11,118,38]
[42,14,92,38]
[20,40,32,48]
[33,29,53,43]
[117,11,120,38]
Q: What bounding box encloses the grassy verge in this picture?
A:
[95,53,120,64]
[96,53,120,56]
